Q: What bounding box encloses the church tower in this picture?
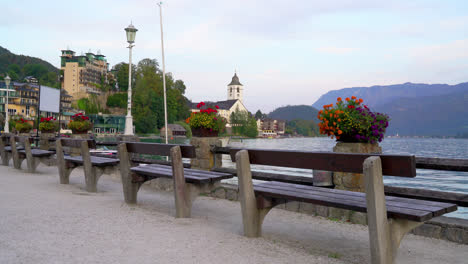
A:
[227,72,243,103]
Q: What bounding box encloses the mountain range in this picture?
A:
[311,82,468,136]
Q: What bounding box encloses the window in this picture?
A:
[237,88,239,93]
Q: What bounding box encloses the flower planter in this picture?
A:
[191,127,219,137]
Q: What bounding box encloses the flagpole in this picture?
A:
[157,1,168,144]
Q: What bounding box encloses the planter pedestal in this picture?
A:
[39,133,55,150]
[190,137,222,171]
[333,142,382,192]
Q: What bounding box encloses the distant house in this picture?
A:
[189,72,249,127]
[257,118,286,137]
[161,124,187,137]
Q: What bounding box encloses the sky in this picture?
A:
[1,0,468,113]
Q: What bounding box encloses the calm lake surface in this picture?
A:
[223,137,468,219]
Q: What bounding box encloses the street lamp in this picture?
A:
[4,75,11,133]
[157,2,168,144]
[124,23,138,135]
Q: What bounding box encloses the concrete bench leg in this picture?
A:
[119,143,142,204]
[84,167,103,193]
[59,163,75,184]
[84,166,117,193]
[26,157,40,173]
[364,156,422,264]
[1,151,10,166]
[171,146,223,218]
[236,150,275,237]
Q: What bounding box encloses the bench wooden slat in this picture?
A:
[125,142,196,158]
[64,155,119,167]
[268,181,458,214]
[130,164,232,184]
[263,181,456,217]
[144,164,233,179]
[131,166,211,184]
[253,184,434,222]
[19,149,55,157]
[230,148,416,177]
[4,146,24,152]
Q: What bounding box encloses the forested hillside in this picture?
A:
[0,46,59,87]
[268,105,320,123]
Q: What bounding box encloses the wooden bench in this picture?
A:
[56,138,120,192]
[231,148,457,264]
[9,135,55,173]
[118,142,233,218]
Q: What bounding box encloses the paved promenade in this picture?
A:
[0,164,466,264]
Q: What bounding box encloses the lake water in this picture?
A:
[223,137,468,219]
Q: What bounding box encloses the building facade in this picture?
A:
[1,79,79,129]
[60,49,111,100]
[89,114,125,135]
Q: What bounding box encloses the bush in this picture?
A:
[106,93,127,108]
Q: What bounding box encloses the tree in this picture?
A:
[116,63,129,91]
[174,80,186,94]
[7,64,21,80]
[254,110,263,120]
[230,109,258,137]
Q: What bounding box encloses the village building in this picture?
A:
[160,124,187,138]
[60,49,113,100]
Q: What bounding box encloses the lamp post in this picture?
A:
[124,23,138,135]
[157,1,168,144]
[4,75,11,133]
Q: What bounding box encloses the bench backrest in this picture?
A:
[58,138,96,149]
[13,136,34,145]
[123,142,196,158]
[229,148,416,178]
[0,134,11,146]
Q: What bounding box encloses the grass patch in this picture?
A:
[328,252,341,259]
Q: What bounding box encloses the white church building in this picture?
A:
[190,72,249,127]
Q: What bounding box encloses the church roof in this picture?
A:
[188,100,238,110]
[228,73,243,86]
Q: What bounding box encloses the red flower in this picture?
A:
[348,105,355,109]
[215,105,219,109]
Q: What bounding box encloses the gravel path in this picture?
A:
[0,164,466,264]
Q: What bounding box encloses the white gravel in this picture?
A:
[0,163,466,264]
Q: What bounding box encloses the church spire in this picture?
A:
[227,71,244,102]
